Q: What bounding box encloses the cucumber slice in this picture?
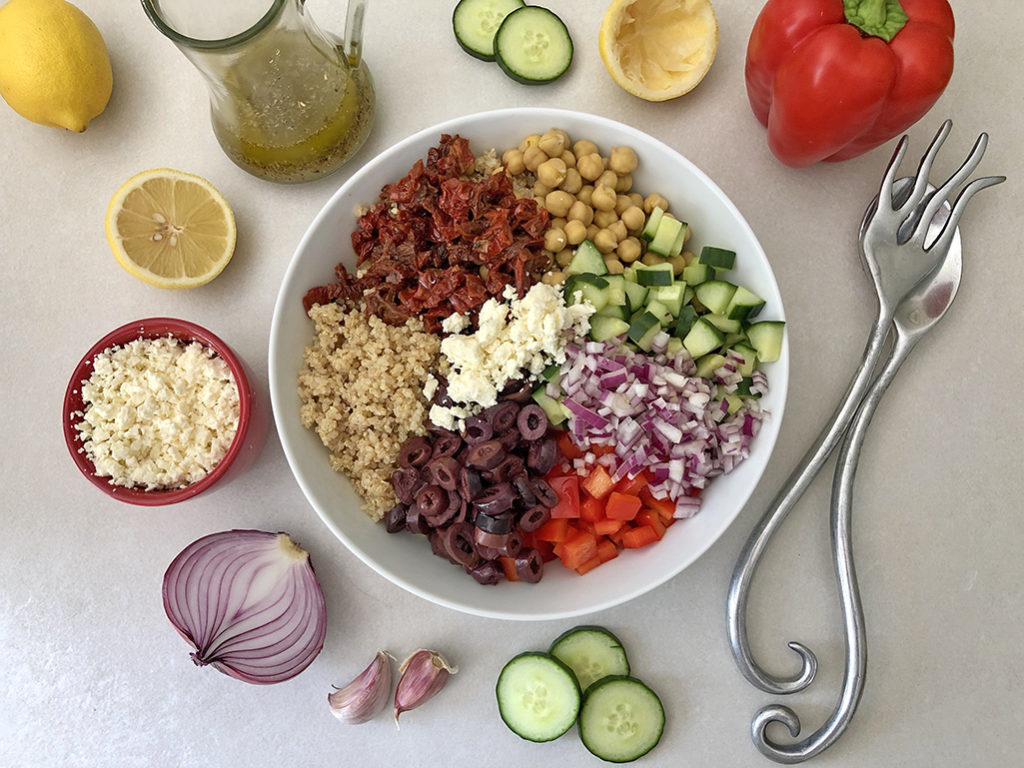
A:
[666,336,684,357]
[542,362,562,381]
[602,274,628,306]
[643,300,672,324]
[668,221,688,257]
[596,303,630,321]
[589,315,630,342]
[746,320,785,363]
[452,0,525,61]
[640,206,664,241]
[565,274,610,311]
[725,284,766,321]
[704,313,742,335]
[672,305,697,338]
[694,352,726,379]
[494,6,573,85]
[549,626,630,692]
[693,280,737,315]
[698,246,736,270]
[681,262,712,286]
[683,318,725,358]
[634,263,674,287]
[579,676,665,763]
[730,342,759,376]
[622,279,648,310]
[646,283,686,316]
[626,311,663,351]
[647,216,683,257]
[567,239,608,276]
[533,388,567,425]
[497,652,581,743]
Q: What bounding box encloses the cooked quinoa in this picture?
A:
[298,302,442,520]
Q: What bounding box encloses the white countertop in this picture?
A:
[2,1,1022,766]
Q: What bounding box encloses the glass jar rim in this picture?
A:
[140,0,286,51]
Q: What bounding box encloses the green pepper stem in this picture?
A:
[843,0,908,42]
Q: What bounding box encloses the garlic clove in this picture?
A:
[328,650,393,724]
[393,649,458,727]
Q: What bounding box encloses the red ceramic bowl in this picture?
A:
[62,318,267,506]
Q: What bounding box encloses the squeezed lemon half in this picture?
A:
[599,0,718,102]
[105,169,236,289]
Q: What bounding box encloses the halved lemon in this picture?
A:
[599,0,718,102]
[105,169,236,289]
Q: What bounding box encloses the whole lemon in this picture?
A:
[0,0,113,131]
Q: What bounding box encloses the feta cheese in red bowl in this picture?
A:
[62,318,266,506]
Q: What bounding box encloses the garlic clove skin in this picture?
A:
[328,651,393,724]
[393,649,458,727]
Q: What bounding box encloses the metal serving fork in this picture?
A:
[727,121,1004,762]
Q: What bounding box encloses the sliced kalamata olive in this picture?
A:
[425,489,459,529]
[465,440,505,470]
[489,455,524,484]
[527,437,559,475]
[484,401,519,434]
[431,431,463,459]
[517,403,548,441]
[498,429,521,452]
[474,511,513,535]
[473,528,510,552]
[428,531,456,563]
[473,482,516,515]
[467,560,502,585]
[474,542,501,561]
[462,416,493,445]
[459,466,483,501]
[513,473,538,507]
[514,547,544,583]
[441,522,480,569]
[531,478,559,508]
[415,484,448,520]
[500,378,534,404]
[399,436,433,468]
[517,505,551,532]
[452,494,469,524]
[427,455,461,491]
[384,503,408,534]
[405,506,429,535]
[497,530,522,558]
[391,466,421,505]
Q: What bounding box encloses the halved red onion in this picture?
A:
[162,529,327,685]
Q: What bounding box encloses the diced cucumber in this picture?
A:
[542,363,562,381]
[549,626,630,692]
[565,274,610,312]
[494,6,574,85]
[622,279,648,310]
[694,353,726,379]
[746,320,785,363]
[634,263,674,287]
[734,378,760,398]
[643,300,672,324]
[693,280,737,315]
[683,318,725,358]
[533,388,567,425]
[723,393,745,414]
[699,246,736,270]
[595,303,630,321]
[602,274,629,306]
[578,676,665,763]
[681,262,712,286]
[725,284,766,321]
[668,221,688,257]
[704,313,742,335]
[452,0,525,61]
[647,215,683,257]
[730,342,759,376]
[497,652,581,742]
[672,305,697,338]
[646,283,686,317]
[666,336,684,357]
[589,315,630,342]
[627,311,663,352]
[567,239,608,276]
[640,206,664,241]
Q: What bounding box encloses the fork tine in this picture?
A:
[898,119,953,218]
[911,131,990,245]
[877,135,909,213]
[926,175,1006,256]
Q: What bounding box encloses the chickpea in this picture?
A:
[603,257,625,275]
[642,252,666,266]
[628,192,645,208]
[536,157,567,189]
[573,139,599,158]
[576,184,594,206]
[593,208,619,229]
[519,134,541,152]
[620,205,646,233]
[609,146,639,175]
[643,193,669,214]
[502,148,526,176]
[551,128,571,145]
[681,250,697,266]
[617,236,642,263]
[561,168,583,194]
[577,152,605,182]
[551,216,568,231]
[591,183,618,212]
[533,181,551,198]
[596,169,618,190]
[523,145,548,172]
[564,219,587,245]
[544,228,568,252]
[586,223,600,241]
[560,149,576,168]
[545,190,575,218]
[567,199,594,225]
[615,173,633,193]
[555,248,575,267]
[609,220,628,242]
[538,130,567,158]
[541,269,567,285]
[614,194,633,215]
[668,253,686,276]
[593,228,618,254]
[683,226,692,243]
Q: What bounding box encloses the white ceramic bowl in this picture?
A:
[269,108,788,620]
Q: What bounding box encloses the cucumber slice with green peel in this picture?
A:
[734,378,760,398]
[627,311,663,351]
[643,300,672,324]
[496,652,581,743]
[683,318,725,358]
[578,676,665,763]
[746,320,785,363]
[542,362,562,381]
[666,336,684,357]
[622,279,648,310]
[672,305,697,338]
[494,6,573,85]
[595,302,630,321]
[567,239,608,276]
[694,352,727,379]
[723,393,745,414]
[589,315,630,342]
[634,263,674,286]
[725,284,766,320]
[705,313,742,335]
[646,283,686,316]
[549,626,630,692]
[698,246,736,270]
[668,221,688,257]
[532,388,567,425]
[647,215,682,257]
[452,0,525,61]
[681,262,712,286]
[602,274,629,305]
[640,206,664,241]
[693,280,737,315]
[731,342,759,376]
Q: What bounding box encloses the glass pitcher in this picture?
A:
[141,0,374,183]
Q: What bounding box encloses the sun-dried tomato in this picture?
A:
[303,134,551,333]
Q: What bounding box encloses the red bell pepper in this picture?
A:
[745,0,954,166]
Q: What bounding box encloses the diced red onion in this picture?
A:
[162,530,327,685]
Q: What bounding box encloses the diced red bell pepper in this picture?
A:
[615,472,649,496]
[536,517,569,543]
[498,556,520,582]
[596,538,619,563]
[549,475,581,519]
[594,517,624,537]
[575,554,603,576]
[635,509,667,540]
[640,489,675,522]
[605,491,643,521]
[557,431,584,460]
[560,527,598,570]
[622,525,660,549]
[582,464,615,500]
[580,495,606,523]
